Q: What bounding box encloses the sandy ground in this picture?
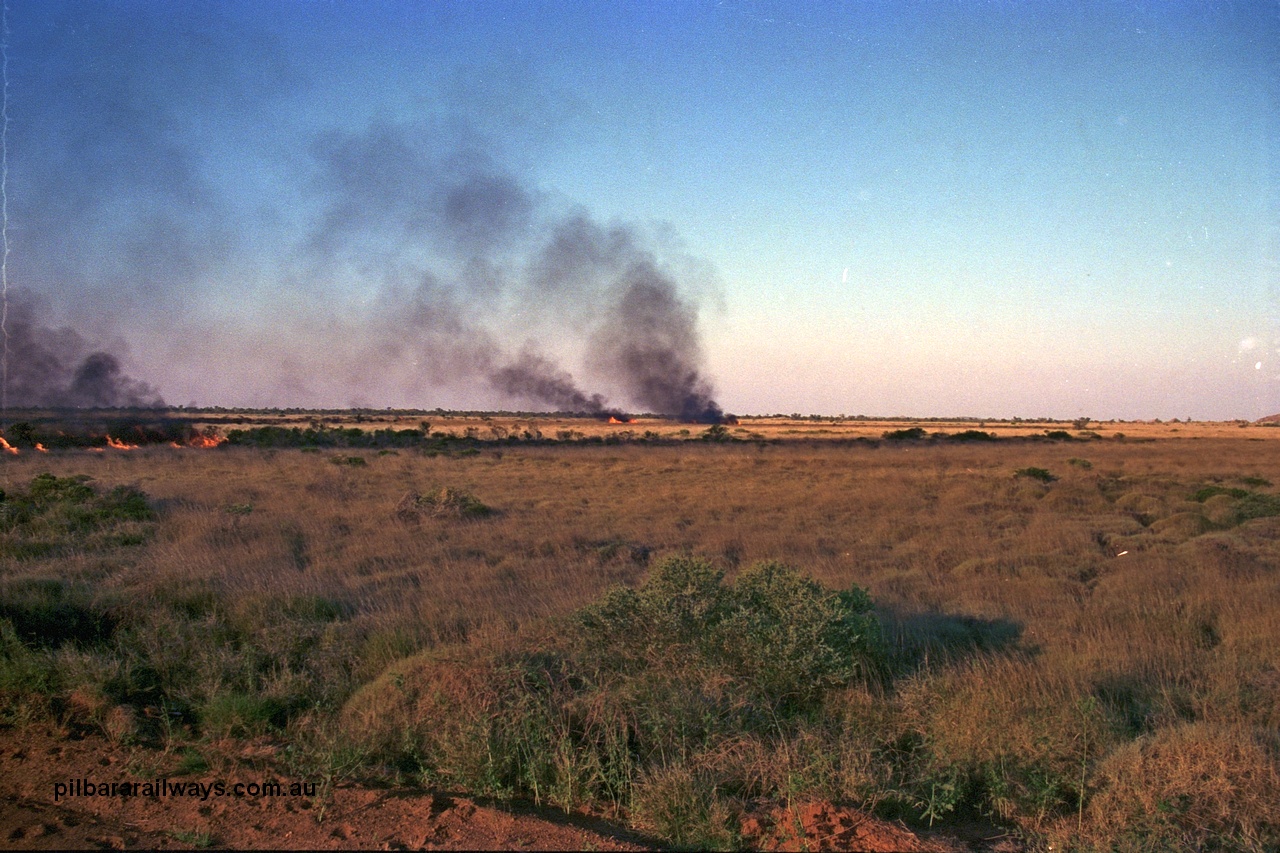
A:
[0,727,1022,851]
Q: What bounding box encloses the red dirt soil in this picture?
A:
[739,801,1023,852]
[0,727,1020,851]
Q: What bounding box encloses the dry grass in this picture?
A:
[2,416,1278,849]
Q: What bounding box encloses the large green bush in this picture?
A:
[574,557,881,712]
[344,556,884,824]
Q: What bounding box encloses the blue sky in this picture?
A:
[8,1,1278,418]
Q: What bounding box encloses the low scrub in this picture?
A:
[572,558,881,712]
[947,430,996,442]
[1190,485,1250,502]
[1189,485,1280,526]
[0,578,116,648]
[330,455,368,467]
[0,473,154,559]
[343,557,884,827]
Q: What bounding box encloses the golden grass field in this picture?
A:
[1,413,1278,850]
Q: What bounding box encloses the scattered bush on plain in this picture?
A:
[343,557,884,828]
[3,437,1277,851]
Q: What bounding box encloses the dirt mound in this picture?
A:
[738,801,1023,853]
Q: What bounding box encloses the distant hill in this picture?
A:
[1257,414,1280,423]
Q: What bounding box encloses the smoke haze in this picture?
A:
[5,3,723,419]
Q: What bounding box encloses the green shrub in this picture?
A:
[1015,467,1057,483]
[0,579,116,648]
[883,427,926,440]
[1190,485,1249,502]
[330,455,368,467]
[200,691,288,738]
[0,618,56,723]
[1232,491,1280,522]
[343,557,884,836]
[574,557,881,712]
[26,472,96,505]
[717,561,881,707]
[701,424,733,442]
[1188,486,1280,526]
[282,595,348,623]
[0,474,155,558]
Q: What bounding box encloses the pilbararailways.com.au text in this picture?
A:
[53,777,318,803]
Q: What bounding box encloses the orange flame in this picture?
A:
[35,443,48,453]
[0,437,18,455]
[608,416,632,424]
[106,436,138,450]
[187,433,227,448]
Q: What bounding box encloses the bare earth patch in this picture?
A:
[0,727,653,851]
[0,728,1008,851]
[738,801,1021,853]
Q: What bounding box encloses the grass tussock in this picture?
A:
[0,435,1278,848]
[1059,722,1280,851]
[395,486,494,521]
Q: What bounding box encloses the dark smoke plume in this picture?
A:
[308,122,726,421]
[488,350,609,414]
[3,294,164,408]
[592,267,724,424]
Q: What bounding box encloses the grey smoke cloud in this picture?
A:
[592,266,723,423]
[488,350,609,415]
[303,120,724,419]
[6,4,724,419]
[3,293,163,408]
